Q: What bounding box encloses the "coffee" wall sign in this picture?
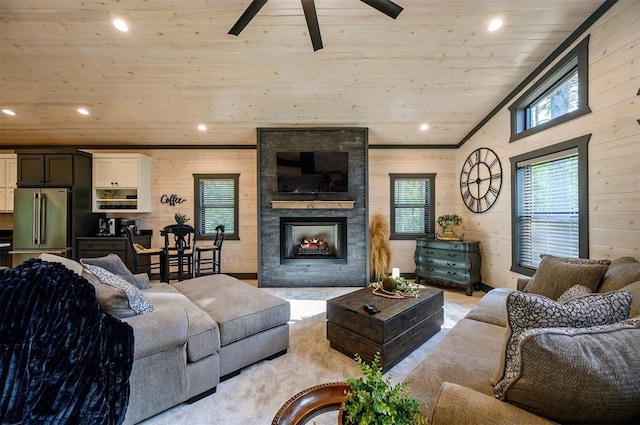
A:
[160,194,186,207]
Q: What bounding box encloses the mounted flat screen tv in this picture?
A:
[276,151,349,193]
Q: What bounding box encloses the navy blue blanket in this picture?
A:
[0,259,134,425]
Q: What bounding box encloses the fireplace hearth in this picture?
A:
[280,217,347,264]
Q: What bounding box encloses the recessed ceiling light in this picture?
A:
[488,18,503,32]
[420,123,429,131]
[77,107,90,116]
[112,18,129,33]
[2,109,16,116]
[197,124,207,131]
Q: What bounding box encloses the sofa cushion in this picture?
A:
[143,283,220,362]
[173,274,290,346]
[404,318,506,416]
[523,255,610,300]
[83,264,154,317]
[598,257,640,293]
[493,290,632,394]
[499,319,640,424]
[81,254,149,289]
[623,280,640,318]
[464,287,514,327]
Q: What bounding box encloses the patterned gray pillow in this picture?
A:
[498,319,640,424]
[83,264,154,316]
[81,254,149,289]
[493,290,632,398]
[556,284,592,303]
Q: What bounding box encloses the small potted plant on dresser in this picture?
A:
[340,354,428,425]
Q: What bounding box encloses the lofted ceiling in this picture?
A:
[0,0,605,147]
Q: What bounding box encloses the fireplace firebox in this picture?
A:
[280,217,347,264]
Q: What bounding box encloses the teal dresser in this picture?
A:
[414,239,481,296]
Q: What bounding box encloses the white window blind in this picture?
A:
[516,150,579,268]
[197,177,236,236]
[393,177,432,235]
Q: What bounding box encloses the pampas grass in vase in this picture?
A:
[369,214,392,282]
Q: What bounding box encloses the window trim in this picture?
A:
[509,36,591,142]
[389,173,436,240]
[510,134,591,276]
[193,173,240,241]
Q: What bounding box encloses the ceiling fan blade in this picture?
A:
[301,0,323,51]
[360,0,404,19]
[228,0,269,36]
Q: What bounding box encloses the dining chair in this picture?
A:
[195,224,225,276]
[124,227,163,280]
[161,224,196,282]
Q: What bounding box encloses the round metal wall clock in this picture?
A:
[459,147,502,213]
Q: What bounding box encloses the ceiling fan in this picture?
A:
[228,0,404,51]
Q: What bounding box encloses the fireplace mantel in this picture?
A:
[271,200,355,210]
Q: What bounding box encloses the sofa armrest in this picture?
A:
[431,382,558,425]
[122,307,189,360]
[517,277,530,291]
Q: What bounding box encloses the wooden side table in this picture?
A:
[414,238,481,296]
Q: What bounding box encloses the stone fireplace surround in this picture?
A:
[258,128,368,287]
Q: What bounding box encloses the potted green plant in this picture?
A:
[436,214,463,239]
[174,212,190,226]
[340,353,428,425]
[101,189,117,199]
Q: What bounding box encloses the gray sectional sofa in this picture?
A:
[404,256,640,424]
[39,254,291,425]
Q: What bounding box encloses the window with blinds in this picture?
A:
[193,174,239,240]
[510,135,590,275]
[389,174,436,240]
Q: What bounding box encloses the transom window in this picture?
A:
[389,174,436,240]
[509,36,590,142]
[193,174,239,240]
[510,135,590,275]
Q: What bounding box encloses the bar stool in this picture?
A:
[195,225,225,276]
[125,228,163,280]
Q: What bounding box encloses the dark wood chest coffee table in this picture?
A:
[326,286,444,372]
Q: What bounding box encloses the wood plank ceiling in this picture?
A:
[0,0,605,147]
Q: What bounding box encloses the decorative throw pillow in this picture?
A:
[598,257,640,293]
[523,255,610,300]
[498,320,640,424]
[81,254,149,289]
[493,290,632,392]
[556,284,592,303]
[39,253,83,275]
[83,264,154,317]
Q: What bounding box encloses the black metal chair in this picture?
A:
[195,225,225,276]
[161,224,196,282]
[124,227,163,280]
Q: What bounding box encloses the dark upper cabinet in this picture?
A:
[17,151,89,187]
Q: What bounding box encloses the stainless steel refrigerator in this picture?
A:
[11,188,72,266]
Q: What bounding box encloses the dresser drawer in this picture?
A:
[416,248,467,263]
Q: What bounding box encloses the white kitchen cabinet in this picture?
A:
[0,154,17,212]
[92,153,152,212]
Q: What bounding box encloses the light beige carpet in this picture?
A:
[138,287,482,425]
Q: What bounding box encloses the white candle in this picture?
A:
[391,267,400,279]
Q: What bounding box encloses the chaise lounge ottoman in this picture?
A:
[173,274,291,379]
